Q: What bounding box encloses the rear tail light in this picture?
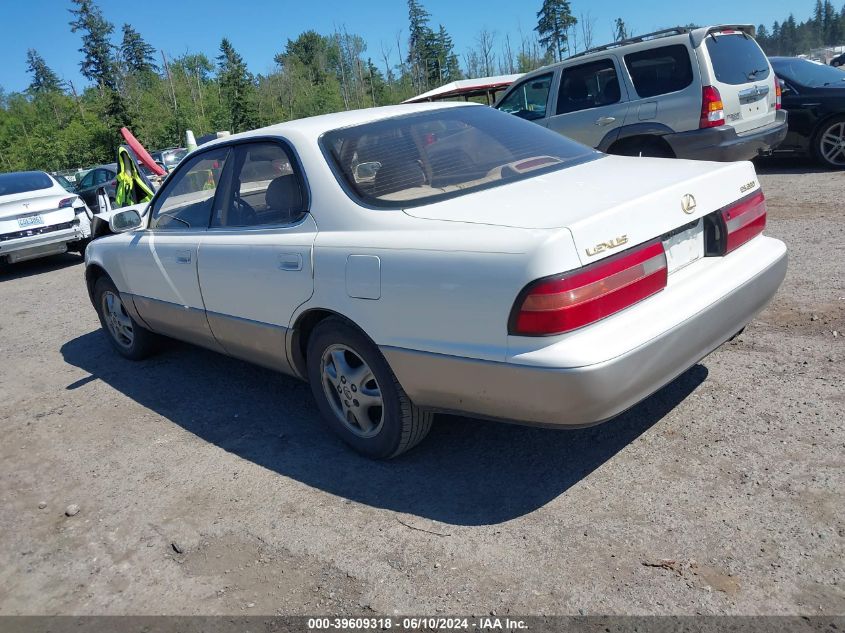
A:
[775,78,782,110]
[58,196,78,209]
[700,86,725,128]
[721,190,767,253]
[509,241,668,336]
[110,179,117,186]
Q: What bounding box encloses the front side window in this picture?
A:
[321,105,598,209]
[705,33,770,85]
[212,141,306,228]
[497,73,553,120]
[625,45,693,98]
[150,147,229,230]
[556,59,621,115]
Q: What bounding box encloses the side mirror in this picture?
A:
[109,209,142,233]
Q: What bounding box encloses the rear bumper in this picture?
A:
[664,110,789,161]
[0,226,88,263]
[383,238,787,427]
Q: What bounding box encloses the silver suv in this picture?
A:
[495,25,788,161]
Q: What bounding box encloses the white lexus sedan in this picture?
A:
[1,171,93,265]
[84,103,787,458]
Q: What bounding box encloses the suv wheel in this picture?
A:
[612,137,674,158]
[306,317,433,459]
[814,116,845,169]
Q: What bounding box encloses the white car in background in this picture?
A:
[85,103,787,458]
[0,171,94,265]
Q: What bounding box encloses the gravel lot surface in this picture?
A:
[0,159,842,616]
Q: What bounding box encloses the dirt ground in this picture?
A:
[0,158,842,616]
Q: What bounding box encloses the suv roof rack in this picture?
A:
[569,25,756,59]
[569,27,692,59]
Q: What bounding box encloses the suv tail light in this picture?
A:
[775,78,782,110]
[700,86,725,128]
[720,190,767,254]
[509,241,668,336]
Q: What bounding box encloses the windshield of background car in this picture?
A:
[705,33,770,85]
[164,149,188,167]
[321,106,599,208]
[772,58,845,88]
[0,171,53,196]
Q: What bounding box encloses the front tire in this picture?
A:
[306,317,433,459]
[93,276,159,360]
[813,116,845,169]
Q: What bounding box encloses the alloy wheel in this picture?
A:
[819,121,845,166]
[102,290,134,348]
[320,344,384,438]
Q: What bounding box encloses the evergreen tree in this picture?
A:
[535,0,577,61]
[407,0,434,89]
[216,38,258,133]
[68,0,117,90]
[121,24,158,74]
[435,25,461,82]
[26,50,63,93]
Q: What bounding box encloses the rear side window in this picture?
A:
[705,33,769,85]
[625,45,693,98]
[213,142,306,228]
[556,59,622,114]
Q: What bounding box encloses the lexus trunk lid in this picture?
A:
[403,155,760,265]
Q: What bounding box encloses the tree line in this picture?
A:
[3,0,840,174]
[756,0,845,55]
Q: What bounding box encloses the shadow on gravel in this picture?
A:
[62,330,707,526]
[0,253,83,282]
[753,156,831,175]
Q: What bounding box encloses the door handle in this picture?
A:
[278,253,303,271]
[175,250,191,264]
[595,116,616,126]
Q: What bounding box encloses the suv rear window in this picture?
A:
[705,33,769,85]
[0,171,53,196]
[625,45,693,98]
[321,106,598,209]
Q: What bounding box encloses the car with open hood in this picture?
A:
[84,103,787,458]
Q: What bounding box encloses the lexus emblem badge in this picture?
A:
[681,194,697,215]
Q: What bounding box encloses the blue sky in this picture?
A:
[0,0,817,93]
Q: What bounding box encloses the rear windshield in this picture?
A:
[321,106,598,208]
[0,171,53,196]
[771,58,845,88]
[705,33,770,85]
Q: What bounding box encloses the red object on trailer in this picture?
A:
[120,127,166,176]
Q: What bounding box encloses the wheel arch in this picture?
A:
[600,122,675,153]
[85,263,110,305]
[288,307,379,380]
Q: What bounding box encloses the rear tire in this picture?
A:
[93,276,159,360]
[306,317,433,459]
[813,116,845,169]
[611,137,675,158]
